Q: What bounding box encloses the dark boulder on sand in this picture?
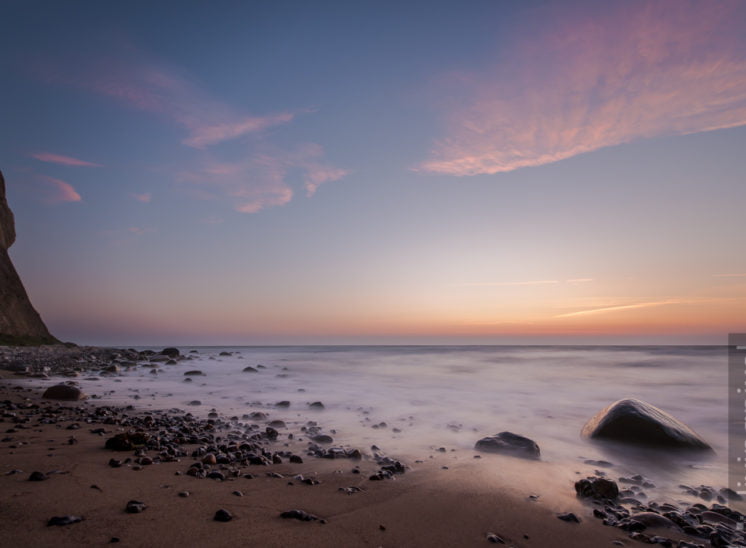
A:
[42,384,85,401]
[581,398,711,451]
[474,431,540,459]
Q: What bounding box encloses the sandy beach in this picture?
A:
[1,347,743,547]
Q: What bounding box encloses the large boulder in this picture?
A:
[43,384,85,401]
[474,431,540,459]
[581,398,711,451]
[0,171,58,345]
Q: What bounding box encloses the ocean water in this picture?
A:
[43,345,731,500]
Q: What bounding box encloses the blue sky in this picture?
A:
[1,0,745,345]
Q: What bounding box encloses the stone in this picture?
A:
[47,515,83,526]
[161,347,180,358]
[557,512,580,523]
[105,432,149,451]
[575,476,619,500]
[43,384,85,401]
[280,509,319,521]
[242,366,258,373]
[581,399,712,450]
[214,509,232,522]
[28,471,48,481]
[125,500,147,513]
[309,401,325,409]
[0,171,59,345]
[184,370,204,376]
[474,432,540,459]
[312,434,333,444]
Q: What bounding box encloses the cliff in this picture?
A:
[0,170,59,345]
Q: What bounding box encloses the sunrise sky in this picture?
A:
[1,0,745,345]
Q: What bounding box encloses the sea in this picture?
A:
[36,345,732,502]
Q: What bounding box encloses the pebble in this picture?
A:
[28,471,48,481]
[125,500,147,513]
[280,509,320,521]
[486,532,506,543]
[178,491,190,497]
[557,512,581,523]
[47,515,83,526]
[214,509,233,522]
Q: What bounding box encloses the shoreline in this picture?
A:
[0,345,743,547]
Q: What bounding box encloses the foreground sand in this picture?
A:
[0,379,644,548]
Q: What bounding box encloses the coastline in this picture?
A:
[0,346,742,547]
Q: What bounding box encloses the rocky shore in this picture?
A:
[1,345,744,547]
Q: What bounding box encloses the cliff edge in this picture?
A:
[0,170,58,345]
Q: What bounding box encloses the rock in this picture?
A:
[219,351,232,356]
[628,512,681,531]
[178,491,190,498]
[47,515,83,526]
[28,471,49,481]
[557,512,581,523]
[575,477,619,500]
[242,366,258,373]
[275,401,291,408]
[309,401,325,409]
[0,171,59,345]
[184,370,203,376]
[312,434,333,444]
[214,509,232,522]
[161,347,180,358]
[42,384,85,401]
[581,399,712,450]
[486,532,506,543]
[474,432,540,459]
[280,509,319,521]
[105,432,149,451]
[125,500,147,513]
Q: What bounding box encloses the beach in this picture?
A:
[1,345,743,547]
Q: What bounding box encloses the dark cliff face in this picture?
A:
[0,171,59,345]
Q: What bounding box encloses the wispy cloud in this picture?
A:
[30,152,101,167]
[566,278,594,284]
[179,144,348,214]
[36,52,296,150]
[555,299,682,319]
[713,273,746,278]
[38,175,82,203]
[417,1,746,176]
[130,192,152,203]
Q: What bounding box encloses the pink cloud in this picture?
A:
[30,152,101,167]
[38,175,82,203]
[36,53,296,149]
[179,144,348,213]
[417,0,746,176]
[183,112,296,149]
[131,192,152,203]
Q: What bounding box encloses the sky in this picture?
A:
[1,0,745,346]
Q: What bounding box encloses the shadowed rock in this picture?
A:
[0,171,58,345]
[42,384,85,401]
[581,398,712,451]
[474,431,540,459]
